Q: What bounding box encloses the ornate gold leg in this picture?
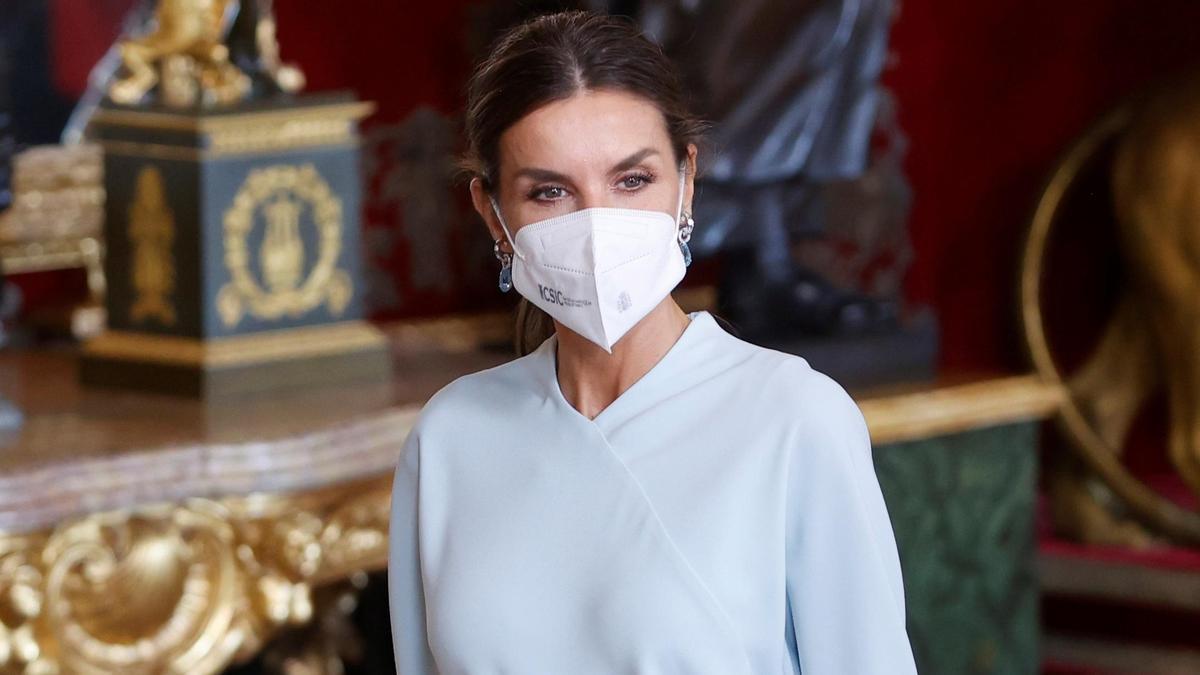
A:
[0,478,392,675]
[256,576,369,675]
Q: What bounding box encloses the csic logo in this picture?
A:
[616,291,632,312]
[537,283,592,308]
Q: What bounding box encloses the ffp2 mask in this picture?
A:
[489,166,689,353]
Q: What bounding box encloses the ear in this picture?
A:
[683,142,699,216]
[470,177,509,248]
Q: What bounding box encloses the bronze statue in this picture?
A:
[629,0,905,339]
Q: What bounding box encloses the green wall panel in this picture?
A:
[875,422,1039,675]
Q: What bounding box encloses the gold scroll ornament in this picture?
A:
[128,166,178,326]
[217,164,352,328]
[0,478,391,675]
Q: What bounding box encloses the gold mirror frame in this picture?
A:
[1019,104,1200,544]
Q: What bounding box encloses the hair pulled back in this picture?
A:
[463,10,707,355]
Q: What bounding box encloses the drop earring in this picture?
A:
[494,238,513,292]
[678,211,695,268]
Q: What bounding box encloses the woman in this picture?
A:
[389,10,916,674]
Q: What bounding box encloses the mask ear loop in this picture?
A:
[488,194,524,261]
[673,161,688,225]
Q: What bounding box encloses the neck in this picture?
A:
[553,297,692,420]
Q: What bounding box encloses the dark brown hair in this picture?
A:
[463,10,708,356]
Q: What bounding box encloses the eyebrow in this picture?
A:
[611,147,659,172]
[512,148,661,183]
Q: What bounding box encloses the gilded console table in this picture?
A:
[0,321,508,675]
[0,304,1063,674]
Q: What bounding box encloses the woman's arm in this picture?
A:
[389,428,438,674]
[785,369,917,674]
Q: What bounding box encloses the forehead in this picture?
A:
[498,89,673,172]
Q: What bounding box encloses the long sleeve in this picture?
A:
[389,427,438,674]
[785,370,917,674]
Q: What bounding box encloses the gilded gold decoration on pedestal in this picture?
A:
[109,0,250,107]
[106,0,305,108]
[128,166,177,326]
[262,195,305,294]
[217,164,352,328]
[92,103,373,160]
[0,478,392,675]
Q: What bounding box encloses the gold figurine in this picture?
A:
[1106,73,1200,499]
[1023,70,1200,546]
[108,0,304,108]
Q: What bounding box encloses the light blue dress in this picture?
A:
[389,309,917,674]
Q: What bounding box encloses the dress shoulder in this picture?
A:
[717,331,866,429]
[717,335,873,469]
[408,349,544,437]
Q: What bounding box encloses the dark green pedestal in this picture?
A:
[82,93,390,396]
[875,422,1040,675]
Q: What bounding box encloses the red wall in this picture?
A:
[885,0,1200,371]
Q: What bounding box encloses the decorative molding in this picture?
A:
[217,164,351,328]
[0,477,391,675]
[0,238,103,277]
[0,400,417,536]
[128,166,177,326]
[91,103,374,158]
[81,321,388,369]
[860,375,1064,446]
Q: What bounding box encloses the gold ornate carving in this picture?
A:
[206,118,357,156]
[0,144,103,244]
[0,144,107,338]
[128,166,177,326]
[106,0,305,108]
[91,102,374,159]
[0,477,392,675]
[218,164,352,328]
[257,578,369,675]
[1021,73,1200,545]
[108,0,251,107]
[91,102,372,134]
[83,321,387,368]
[262,194,305,293]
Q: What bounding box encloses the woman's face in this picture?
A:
[471,88,697,247]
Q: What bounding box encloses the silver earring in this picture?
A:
[678,211,694,268]
[494,238,513,292]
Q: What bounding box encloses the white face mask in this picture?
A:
[490,165,689,353]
